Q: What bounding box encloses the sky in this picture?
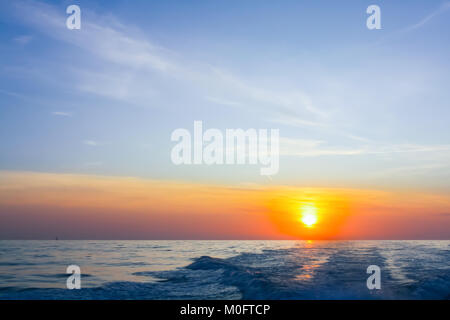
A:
[0,0,449,239]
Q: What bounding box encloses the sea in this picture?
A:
[0,240,449,300]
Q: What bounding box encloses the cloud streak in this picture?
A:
[401,2,450,32]
[51,111,72,117]
[13,35,33,45]
[83,140,101,147]
[280,137,450,158]
[11,0,324,123]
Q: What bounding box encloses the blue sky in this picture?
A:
[0,0,450,190]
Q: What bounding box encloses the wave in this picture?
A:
[0,244,449,300]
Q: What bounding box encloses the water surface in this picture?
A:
[0,240,448,299]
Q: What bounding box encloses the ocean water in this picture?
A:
[0,240,448,300]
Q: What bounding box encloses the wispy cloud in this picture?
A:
[5,0,449,186]
[11,0,325,123]
[401,2,450,33]
[270,116,327,128]
[0,89,26,99]
[376,2,450,45]
[204,96,244,108]
[51,111,72,117]
[280,137,450,158]
[83,140,100,147]
[13,35,33,45]
[367,163,450,178]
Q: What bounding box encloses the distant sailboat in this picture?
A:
[55,236,58,240]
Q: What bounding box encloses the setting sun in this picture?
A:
[300,204,318,228]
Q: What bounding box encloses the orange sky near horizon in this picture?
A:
[0,171,449,239]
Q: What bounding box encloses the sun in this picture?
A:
[300,204,318,228]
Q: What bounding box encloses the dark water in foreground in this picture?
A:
[0,240,449,299]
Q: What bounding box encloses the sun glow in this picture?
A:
[300,204,318,228]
